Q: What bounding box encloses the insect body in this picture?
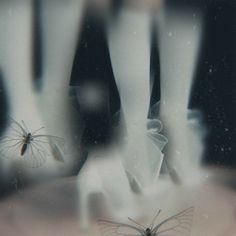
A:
[98,207,194,236]
[145,228,152,236]
[0,118,65,168]
[21,133,33,156]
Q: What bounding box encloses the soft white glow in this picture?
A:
[76,83,107,111]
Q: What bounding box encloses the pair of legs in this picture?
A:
[0,0,84,177]
[108,6,204,182]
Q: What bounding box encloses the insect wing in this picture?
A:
[32,135,66,163]
[21,141,47,168]
[152,207,194,236]
[0,135,23,160]
[0,119,26,160]
[8,117,27,136]
[22,134,65,168]
[98,220,144,236]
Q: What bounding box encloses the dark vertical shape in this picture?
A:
[32,0,43,90]
[109,71,120,117]
[190,0,236,167]
[148,18,161,117]
[70,10,120,149]
[111,0,124,18]
[71,148,88,175]
[0,69,9,136]
[0,69,12,199]
[70,12,113,87]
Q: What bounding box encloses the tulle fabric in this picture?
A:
[117,102,168,190]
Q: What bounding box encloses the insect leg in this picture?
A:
[21,120,28,131]
[0,138,23,144]
[2,140,23,149]
[9,126,24,136]
[31,126,45,135]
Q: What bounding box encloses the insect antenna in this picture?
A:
[21,120,29,133]
[149,210,161,229]
[32,126,45,135]
[128,217,146,230]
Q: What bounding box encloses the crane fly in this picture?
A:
[98,207,194,236]
[0,117,65,168]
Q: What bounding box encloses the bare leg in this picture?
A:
[108,7,164,187]
[0,1,55,175]
[157,8,204,177]
[0,1,39,122]
[38,0,85,173]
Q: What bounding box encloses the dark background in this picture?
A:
[188,0,236,167]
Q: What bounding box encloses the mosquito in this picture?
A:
[0,117,65,168]
[98,207,194,236]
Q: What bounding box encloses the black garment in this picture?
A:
[70,12,120,148]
